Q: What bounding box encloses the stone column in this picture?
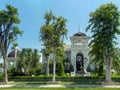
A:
[74,56,76,73]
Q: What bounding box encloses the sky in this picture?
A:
[0,0,120,58]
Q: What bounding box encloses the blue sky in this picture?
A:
[0,0,120,53]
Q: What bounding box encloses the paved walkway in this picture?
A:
[0,84,120,88]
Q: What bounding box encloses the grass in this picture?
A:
[0,81,120,90]
[61,81,101,85]
[0,88,120,90]
[9,81,47,84]
[0,79,120,90]
[11,81,120,86]
[8,80,102,85]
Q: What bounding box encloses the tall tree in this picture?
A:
[0,5,22,84]
[39,11,54,76]
[39,11,68,82]
[52,17,67,82]
[86,3,120,83]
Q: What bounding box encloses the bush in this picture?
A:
[0,75,117,83]
[0,73,3,77]
[57,61,64,76]
[8,75,52,79]
[8,75,105,80]
[112,75,120,79]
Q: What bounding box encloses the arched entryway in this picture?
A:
[76,53,84,72]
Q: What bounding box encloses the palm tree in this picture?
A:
[16,48,40,76]
[31,49,40,74]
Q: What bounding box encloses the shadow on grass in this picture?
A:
[61,79,120,88]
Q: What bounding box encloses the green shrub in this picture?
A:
[7,75,120,80]
[111,75,120,79]
[57,62,64,76]
[8,75,52,79]
[0,73,3,77]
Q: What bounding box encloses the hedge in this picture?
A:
[0,75,120,81]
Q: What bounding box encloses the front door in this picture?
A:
[76,54,84,72]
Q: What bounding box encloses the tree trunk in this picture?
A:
[3,56,8,84]
[105,56,112,84]
[46,55,49,76]
[52,53,56,82]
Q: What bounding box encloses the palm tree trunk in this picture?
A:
[52,53,56,82]
[105,56,112,83]
[3,56,8,84]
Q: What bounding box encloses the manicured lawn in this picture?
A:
[0,88,120,90]
[7,81,103,85]
[0,81,120,90]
